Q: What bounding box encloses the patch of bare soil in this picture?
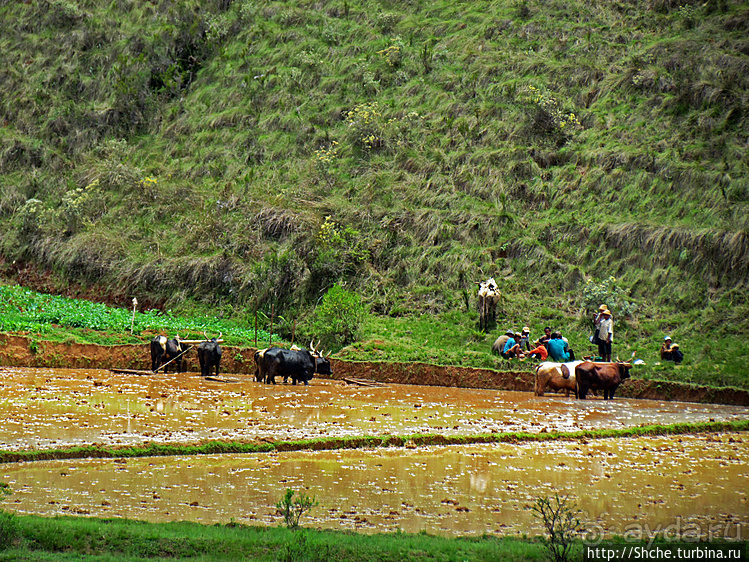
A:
[1,335,747,406]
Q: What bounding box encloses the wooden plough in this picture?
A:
[341,377,388,387]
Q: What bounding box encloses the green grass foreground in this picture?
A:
[0,516,546,561]
[1,420,746,465]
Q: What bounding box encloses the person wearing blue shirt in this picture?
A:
[502,333,524,359]
[547,332,571,362]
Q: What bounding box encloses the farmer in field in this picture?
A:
[502,332,525,359]
[534,326,553,351]
[527,341,548,361]
[597,309,613,362]
[547,332,571,362]
[660,336,683,364]
[519,326,531,352]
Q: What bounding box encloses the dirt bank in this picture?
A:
[1,335,747,406]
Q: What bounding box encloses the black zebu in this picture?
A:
[261,346,332,385]
[150,336,186,373]
[197,337,222,377]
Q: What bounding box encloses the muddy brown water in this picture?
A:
[2,435,748,539]
[1,367,748,538]
[0,368,746,450]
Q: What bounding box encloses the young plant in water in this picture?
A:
[276,488,319,530]
[530,493,584,562]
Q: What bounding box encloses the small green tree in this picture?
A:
[581,276,637,317]
[276,488,319,530]
[530,494,584,562]
[311,283,368,350]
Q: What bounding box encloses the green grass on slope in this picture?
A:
[0,0,747,391]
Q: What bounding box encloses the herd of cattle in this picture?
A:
[149,336,332,385]
[150,335,631,398]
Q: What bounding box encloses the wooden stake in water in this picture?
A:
[269,303,274,348]
[131,297,138,334]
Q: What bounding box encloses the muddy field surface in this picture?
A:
[2,434,747,538]
[0,367,747,451]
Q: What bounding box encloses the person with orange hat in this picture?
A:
[597,308,613,362]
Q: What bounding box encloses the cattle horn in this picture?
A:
[204,331,209,341]
[218,332,222,341]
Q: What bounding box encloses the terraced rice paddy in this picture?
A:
[1,367,747,537]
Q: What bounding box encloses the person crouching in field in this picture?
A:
[660,336,683,364]
[527,342,548,360]
[547,332,574,362]
[502,333,525,359]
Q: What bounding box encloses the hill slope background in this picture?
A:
[1,0,747,385]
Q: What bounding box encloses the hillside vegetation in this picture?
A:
[1,0,748,384]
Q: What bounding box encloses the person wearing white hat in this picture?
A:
[660,336,683,364]
[519,326,531,352]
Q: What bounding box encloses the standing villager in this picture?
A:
[593,305,608,346]
[598,309,613,362]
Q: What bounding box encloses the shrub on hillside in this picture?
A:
[310,216,369,293]
[311,283,368,350]
[524,85,581,146]
[581,276,637,317]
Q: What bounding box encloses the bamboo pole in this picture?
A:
[269,304,274,348]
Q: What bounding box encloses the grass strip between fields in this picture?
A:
[1,420,747,464]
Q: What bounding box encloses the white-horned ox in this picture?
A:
[567,359,633,400]
[150,336,187,373]
[535,361,582,398]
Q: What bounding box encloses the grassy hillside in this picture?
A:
[1,0,747,383]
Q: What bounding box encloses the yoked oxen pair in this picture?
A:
[562,359,633,400]
[150,336,188,373]
[254,343,332,385]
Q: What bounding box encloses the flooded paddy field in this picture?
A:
[2,434,747,538]
[0,367,747,451]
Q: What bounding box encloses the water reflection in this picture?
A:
[2,434,747,538]
[0,368,746,451]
